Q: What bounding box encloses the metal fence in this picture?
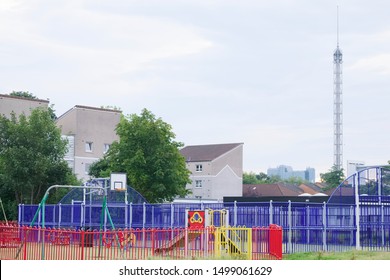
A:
[18,200,390,254]
[0,224,281,260]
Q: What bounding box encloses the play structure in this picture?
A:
[154,209,263,259]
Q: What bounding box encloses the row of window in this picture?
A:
[85,142,110,153]
[195,164,203,188]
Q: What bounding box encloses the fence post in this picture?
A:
[269,200,273,225]
[24,226,28,260]
[125,200,128,229]
[350,205,354,246]
[58,203,62,228]
[306,205,310,244]
[287,200,292,253]
[80,229,85,260]
[152,206,155,228]
[18,204,22,225]
[53,205,56,228]
[234,201,237,227]
[354,174,361,250]
[381,203,385,247]
[184,227,188,257]
[151,228,155,258]
[255,206,258,226]
[71,200,74,226]
[170,203,174,228]
[142,202,146,249]
[41,206,46,260]
[322,201,327,251]
[129,203,132,228]
[143,202,146,229]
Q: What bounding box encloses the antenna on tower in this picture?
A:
[337,5,340,47]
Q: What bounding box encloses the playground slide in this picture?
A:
[155,231,201,253]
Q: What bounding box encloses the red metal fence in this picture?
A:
[0,223,282,260]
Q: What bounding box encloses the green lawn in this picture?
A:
[284,250,390,260]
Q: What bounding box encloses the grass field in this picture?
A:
[284,250,390,260]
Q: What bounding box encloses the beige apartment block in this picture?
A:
[0,94,49,118]
[56,105,121,182]
[180,143,243,201]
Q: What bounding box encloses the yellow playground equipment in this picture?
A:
[203,209,251,259]
[155,208,253,259]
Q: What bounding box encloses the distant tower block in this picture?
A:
[333,7,343,170]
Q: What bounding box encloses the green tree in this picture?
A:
[284,176,306,185]
[89,109,191,203]
[320,165,345,190]
[243,172,260,184]
[10,91,37,99]
[0,108,79,219]
[243,172,283,184]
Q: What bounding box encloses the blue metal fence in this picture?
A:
[18,200,390,254]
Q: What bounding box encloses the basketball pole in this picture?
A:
[97,179,125,259]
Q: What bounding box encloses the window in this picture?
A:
[85,142,93,152]
[195,180,202,188]
[196,164,203,172]
[103,143,110,153]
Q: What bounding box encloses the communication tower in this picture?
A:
[333,7,343,170]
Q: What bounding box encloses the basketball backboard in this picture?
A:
[110,173,127,192]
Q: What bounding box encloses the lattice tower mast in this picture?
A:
[333,7,343,170]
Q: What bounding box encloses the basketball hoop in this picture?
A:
[110,173,127,192]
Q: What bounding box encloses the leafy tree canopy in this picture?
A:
[320,165,345,190]
[0,108,79,219]
[243,172,306,184]
[89,109,191,203]
[10,91,37,99]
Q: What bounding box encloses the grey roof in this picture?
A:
[180,143,243,162]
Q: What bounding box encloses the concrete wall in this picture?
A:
[0,94,49,118]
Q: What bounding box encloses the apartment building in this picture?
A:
[180,143,243,200]
[55,105,121,182]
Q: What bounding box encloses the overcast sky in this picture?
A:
[1,0,389,180]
